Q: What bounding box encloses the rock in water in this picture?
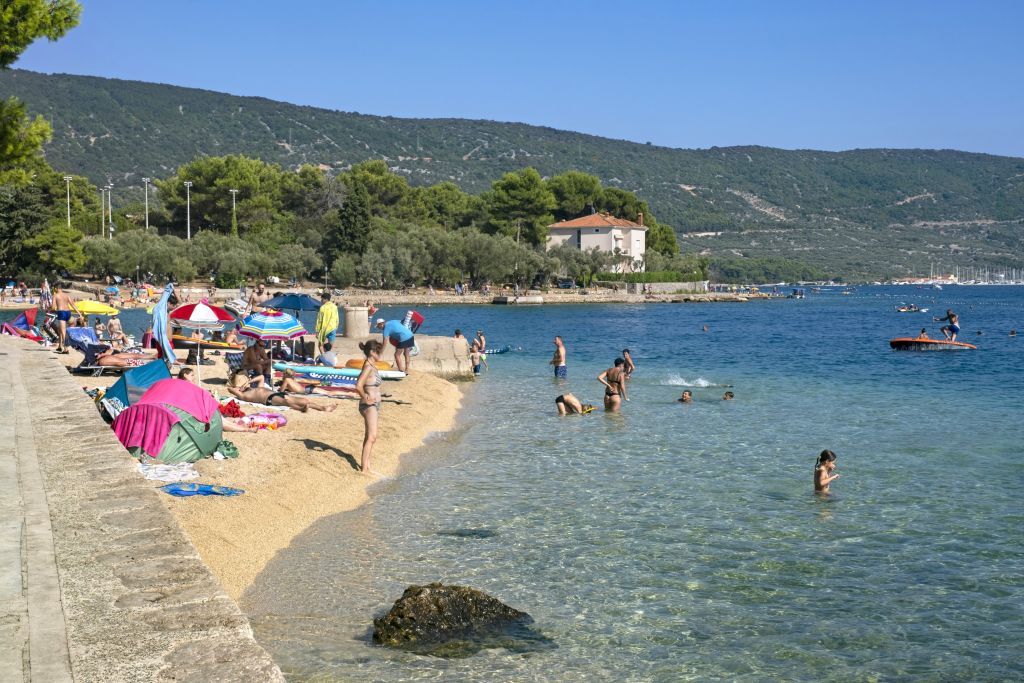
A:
[372,582,554,658]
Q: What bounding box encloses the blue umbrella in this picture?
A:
[105,285,120,294]
[152,284,177,368]
[238,310,307,341]
[262,292,321,312]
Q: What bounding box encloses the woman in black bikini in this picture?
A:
[598,358,627,412]
[355,340,384,473]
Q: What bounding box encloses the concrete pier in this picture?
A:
[0,336,282,682]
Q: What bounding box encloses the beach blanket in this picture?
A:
[160,483,244,497]
[137,462,199,482]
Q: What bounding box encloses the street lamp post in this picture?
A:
[106,184,114,239]
[184,181,193,240]
[99,188,105,236]
[63,176,72,228]
[142,177,151,231]
[229,188,238,234]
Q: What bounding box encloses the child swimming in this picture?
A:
[814,449,840,493]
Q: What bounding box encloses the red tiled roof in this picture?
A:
[548,213,646,230]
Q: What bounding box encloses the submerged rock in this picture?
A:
[372,582,554,658]
[435,528,497,539]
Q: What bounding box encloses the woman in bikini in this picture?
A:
[355,339,385,473]
[598,357,627,412]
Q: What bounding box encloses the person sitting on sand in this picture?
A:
[814,449,840,493]
[227,384,336,413]
[598,357,627,411]
[242,339,273,387]
[723,391,735,400]
[317,342,338,367]
[555,392,595,415]
[678,390,693,403]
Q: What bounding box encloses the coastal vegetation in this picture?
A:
[2,69,1023,279]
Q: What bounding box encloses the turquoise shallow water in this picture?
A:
[18,288,1018,680]
[242,287,1024,681]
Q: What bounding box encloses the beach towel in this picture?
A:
[137,462,199,482]
[160,483,244,497]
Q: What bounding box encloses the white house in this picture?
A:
[546,212,647,272]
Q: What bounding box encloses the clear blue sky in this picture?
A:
[14,0,1024,157]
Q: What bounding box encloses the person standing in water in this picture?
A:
[814,449,840,493]
[934,309,960,341]
[550,335,567,379]
[598,357,628,411]
[621,348,636,379]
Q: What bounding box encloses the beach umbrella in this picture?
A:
[169,301,235,381]
[105,285,120,294]
[238,310,306,341]
[262,292,321,313]
[76,300,120,316]
[169,301,234,329]
[152,284,177,370]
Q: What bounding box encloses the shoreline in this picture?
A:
[64,345,464,602]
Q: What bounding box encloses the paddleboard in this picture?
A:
[273,362,406,379]
[889,337,977,351]
[343,358,393,370]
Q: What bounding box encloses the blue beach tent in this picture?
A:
[103,359,171,413]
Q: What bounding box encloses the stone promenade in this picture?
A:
[0,335,282,682]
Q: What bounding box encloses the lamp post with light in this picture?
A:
[184,181,193,240]
[63,175,72,228]
[229,188,239,235]
[142,177,151,231]
[106,184,114,239]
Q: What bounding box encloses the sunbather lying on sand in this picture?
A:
[276,368,333,396]
[95,348,160,367]
[227,385,336,413]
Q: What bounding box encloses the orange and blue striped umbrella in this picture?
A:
[237,310,306,340]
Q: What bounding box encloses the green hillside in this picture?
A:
[3,68,1023,279]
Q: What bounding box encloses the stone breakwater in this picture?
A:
[0,335,282,682]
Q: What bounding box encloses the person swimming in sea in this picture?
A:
[814,449,840,493]
[934,309,960,341]
[555,393,595,415]
[678,390,693,403]
[722,391,734,400]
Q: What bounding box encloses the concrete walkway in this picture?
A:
[0,336,283,682]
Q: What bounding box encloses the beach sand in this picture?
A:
[63,346,462,601]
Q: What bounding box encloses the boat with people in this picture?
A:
[895,303,928,313]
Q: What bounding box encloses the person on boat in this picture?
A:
[598,358,628,411]
[678,390,693,403]
[814,449,840,493]
[317,342,338,367]
[242,339,273,387]
[355,339,385,473]
[469,342,487,375]
[555,392,595,415]
[550,335,567,379]
[227,384,336,413]
[51,283,81,354]
[916,328,930,340]
[934,309,960,341]
[376,318,414,373]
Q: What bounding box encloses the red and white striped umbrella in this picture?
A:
[169,301,234,330]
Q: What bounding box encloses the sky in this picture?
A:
[13,0,1024,157]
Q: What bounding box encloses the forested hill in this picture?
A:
[4,68,1024,278]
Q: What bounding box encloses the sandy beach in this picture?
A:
[62,345,462,601]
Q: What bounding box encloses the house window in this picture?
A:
[575,229,581,249]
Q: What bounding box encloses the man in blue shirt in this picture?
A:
[376,318,414,372]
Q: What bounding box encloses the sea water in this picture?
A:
[242,286,1024,681]
[14,288,1020,680]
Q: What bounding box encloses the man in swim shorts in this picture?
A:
[550,335,567,379]
[598,358,627,411]
[377,318,415,373]
[934,309,960,341]
[227,385,336,413]
[51,283,81,354]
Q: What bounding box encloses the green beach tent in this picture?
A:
[111,378,224,464]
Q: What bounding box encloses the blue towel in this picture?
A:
[160,483,244,497]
